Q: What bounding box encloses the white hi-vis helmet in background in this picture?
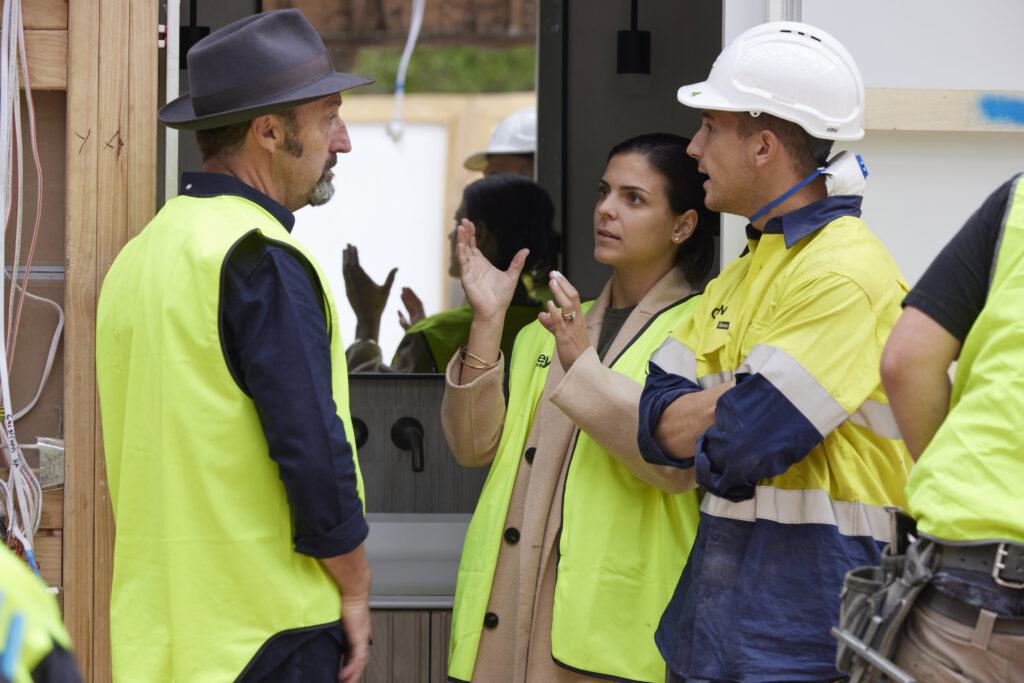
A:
[463,106,537,171]
[677,21,865,141]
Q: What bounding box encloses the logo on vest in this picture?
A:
[537,354,552,368]
[712,305,730,329]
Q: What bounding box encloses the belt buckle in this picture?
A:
[992,543,1024,589]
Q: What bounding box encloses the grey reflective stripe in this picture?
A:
[701,486,892,544]
[699,371,734,389]
[649,337,697,382]
[738,344,847,437]
[847,400,902,440]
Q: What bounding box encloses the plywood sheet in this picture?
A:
[0,0,67,29]
[8,91,66,267]
[23,29,66,90]
[866,88,1024,133]
[34,528,61,586]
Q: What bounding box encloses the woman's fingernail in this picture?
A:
[551,270,562,280]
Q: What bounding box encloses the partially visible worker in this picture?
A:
[878,175,1024,680]
[360,106,538,338]
[445,133,716,683]
[0,545,81,682]
[636,22,912,681]
[344,174,560,372]
[463,106,536,178]
[96,10,373,683]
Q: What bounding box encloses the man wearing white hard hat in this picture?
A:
[635,22,912,681]
[464,106,536,178]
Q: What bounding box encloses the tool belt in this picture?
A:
[833,508,935,683]
[934,540,1024,589]
[917,585,1024,635]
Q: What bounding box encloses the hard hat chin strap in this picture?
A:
[748,167,824,224]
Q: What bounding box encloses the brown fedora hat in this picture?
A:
[159,9,374,131]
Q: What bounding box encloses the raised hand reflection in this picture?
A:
[344,174,560,372]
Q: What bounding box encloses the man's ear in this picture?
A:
[250,115,281,153]
[753,128,781,169]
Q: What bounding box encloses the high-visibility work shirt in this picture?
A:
[638,196,913,682]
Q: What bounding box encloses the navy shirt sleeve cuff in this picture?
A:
[638,361,702,469]
[694,373,823,501]
[294,508,370,559]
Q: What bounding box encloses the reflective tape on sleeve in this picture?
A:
[847,400,902,440]
[649,337,697,382]
[698,370,735,389]
[738,344,847,437]
[701,486,892,544]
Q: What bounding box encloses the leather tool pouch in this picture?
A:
[834,509,936,683]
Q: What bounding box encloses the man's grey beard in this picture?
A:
[307,174,335,206]
[306,153,338,206]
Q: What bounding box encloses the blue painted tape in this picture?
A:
[978,94,1024,127]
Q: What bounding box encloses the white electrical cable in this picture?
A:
[0,0,44,574]
[8,2,44,370]
[165,0,180,202]
[0,0,15,228]
[8,282,62,422]
[386,0,426,142]
[7,77,23,355]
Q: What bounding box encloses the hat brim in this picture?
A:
[463,151,489,171]
[463,146,534,171]
[676,80,748,113]
[159,71,374,131]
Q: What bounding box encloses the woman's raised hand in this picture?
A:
[457,218,528,323]
[538,271,591,372]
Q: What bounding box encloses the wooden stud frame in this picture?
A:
[64,1,156,681]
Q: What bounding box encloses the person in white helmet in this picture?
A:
[463,106,536,178]
[342,107,539,351]
[635,22,912,682]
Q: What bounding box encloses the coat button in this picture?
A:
[484,612,499,628]
[524,447,535,464]
[504,527,520,544]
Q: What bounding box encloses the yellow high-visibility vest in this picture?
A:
[908,174,1024,544]
[449,296,701,683]
[97,193,364,682]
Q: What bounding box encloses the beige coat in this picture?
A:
[441,268,697,683]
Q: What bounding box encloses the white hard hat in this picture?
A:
[677,22,865,141]
[463,106,537,171]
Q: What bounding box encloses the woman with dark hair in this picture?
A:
[344,174,560,372]
[443,133,718,683]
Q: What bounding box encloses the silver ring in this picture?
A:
[561,311,576,322]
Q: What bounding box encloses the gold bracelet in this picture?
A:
[460,347,500,370]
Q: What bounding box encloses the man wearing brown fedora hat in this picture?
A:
[96,10,375,683]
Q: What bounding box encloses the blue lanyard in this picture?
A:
[748,168,823,224]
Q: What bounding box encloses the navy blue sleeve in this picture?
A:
[903,178,1010,341]
[637,360,704,468]
[31,641,83,682]
[694,372,823,502]
[222,235,368,558]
